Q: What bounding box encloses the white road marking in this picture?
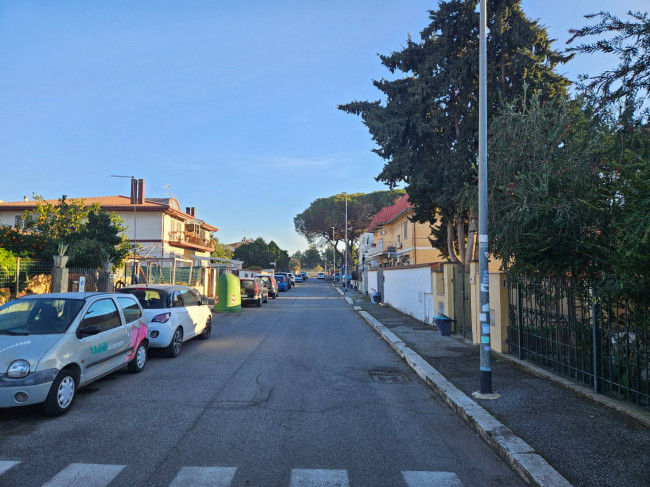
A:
[402,470,463,487]
[42,463,125,487]
[0,461,20,476]
[290,468,350,487]
[169,466,237,487]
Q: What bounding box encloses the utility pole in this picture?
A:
[475,0,498,400]
[331,226,335,281]
[344,192,348,293]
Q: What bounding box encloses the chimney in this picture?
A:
[130,179,138,204]
[185,207,191,215]
[190,207,195,217]
[23,195,28,202]
[137,179,145,204]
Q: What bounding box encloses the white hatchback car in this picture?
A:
[118,285,212,357]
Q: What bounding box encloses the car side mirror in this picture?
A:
[201,298,208,305]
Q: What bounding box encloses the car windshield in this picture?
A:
[0,298,85,335]
[119,288,169,309]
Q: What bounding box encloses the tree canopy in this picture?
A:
[234,237,290,270]
[339,0,570,269]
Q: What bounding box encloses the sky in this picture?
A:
[1,0,647,254]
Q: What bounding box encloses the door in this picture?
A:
[78,298,129,383]
[181,288,205,337]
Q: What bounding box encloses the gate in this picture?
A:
[452,266,472,341]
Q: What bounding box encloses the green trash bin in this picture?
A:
[212,273,241,313]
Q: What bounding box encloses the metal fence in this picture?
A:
[0,258,53,303]
[507,277,649,410]
[67,268,100,293]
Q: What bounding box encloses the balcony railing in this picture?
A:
[366,241,397,259]
[168,231,216,251]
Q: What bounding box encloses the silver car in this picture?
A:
[0,293,149,416]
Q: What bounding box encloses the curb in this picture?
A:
[356,309,572,487]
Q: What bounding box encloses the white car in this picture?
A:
[118,284,212,357]
[317,273,325,279]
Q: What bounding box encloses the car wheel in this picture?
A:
[42,369,78,416]
[128,342,147,373]
[256,298,262,307]
[165,327,183,357]
[198,316,212,340]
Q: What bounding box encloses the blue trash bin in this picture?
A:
[433,313,454,336]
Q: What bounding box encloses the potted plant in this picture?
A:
[53,243,69,268]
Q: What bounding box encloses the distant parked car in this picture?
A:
[317,273,325,279]
[0,292,148,416]
[275,275,289,292]
[118,284,212,358]
[256,274,278,299]
[300,271,308,281]
[240,277,268,307]
[275,272,292,289]
[295,274,303,283]
[288,273,296,285]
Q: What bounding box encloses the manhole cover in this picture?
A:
[369,370,408,383]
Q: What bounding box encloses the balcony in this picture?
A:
[367,241,397,259]
[168,231,216,252]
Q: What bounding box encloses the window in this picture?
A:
[14,215,24,229]
[181,289,200,306]
[404,221,408,239]
[117,297,142,323]
[80,299,121,332]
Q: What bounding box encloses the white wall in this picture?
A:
[383,266,434,323]
[366,269,378,297]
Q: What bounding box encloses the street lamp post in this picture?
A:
[344,192,348,293]
[331,226,335,281]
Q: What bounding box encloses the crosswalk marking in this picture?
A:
[0,460,465,487]
[402,471,463,487]
[169,466,237,487]
[0,461,19,476]
[41,463,126,487]
[290,469,350,487]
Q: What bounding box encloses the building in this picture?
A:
[0,180,228,296]
[365,194,444,268]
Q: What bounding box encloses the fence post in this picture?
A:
[15,257,21,298]
[517,281,524,360]
[591,288,599,394]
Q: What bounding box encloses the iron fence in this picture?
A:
[67,268,100,293]
[507,277,649,410]
[0,258,53,303]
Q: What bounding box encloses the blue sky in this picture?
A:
[0,0,647,254]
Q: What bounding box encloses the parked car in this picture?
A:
[300,271,308,281]
[240,277,268,307]
[275,275,289,292]
[288,273,296,285]
[295,274,303,283]
[0,292,148,416]
[317,272,325,279]
[275,272,292,289]
[256,274,278,299]
[118,284,212,358]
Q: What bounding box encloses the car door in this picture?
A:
[77,298,129,384]
[181,289,206,337]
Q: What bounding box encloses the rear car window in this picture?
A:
[275,275,285,282]
[240,280,255,290]
[119,288,168,309]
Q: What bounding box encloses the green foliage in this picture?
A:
[489,95,614,278]
[211,237,234,259]
[0,248,17,274]
[234,237,290,270]
[294,189,405,264]
[0,226,49,258]
[566,10,650,118]
[301,245,323,269]
[339,0,570,264]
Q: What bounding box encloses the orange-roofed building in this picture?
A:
[364,194,444,268]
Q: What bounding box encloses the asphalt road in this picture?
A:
[0,280,524,487]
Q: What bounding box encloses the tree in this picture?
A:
[488,94,615,279]
[294,189,405,266]
[566,10,650,117]
[339,0,570,270]
[234,237,290,270]
[211,237,234,260]
[301,245,323,269]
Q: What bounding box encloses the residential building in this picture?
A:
[365,194,444,268]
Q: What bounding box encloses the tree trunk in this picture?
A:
[447,219,460,263]
[456,212,466,265]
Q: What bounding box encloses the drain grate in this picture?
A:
[369,370,408,383]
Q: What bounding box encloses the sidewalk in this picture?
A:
[335,285,650,487]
